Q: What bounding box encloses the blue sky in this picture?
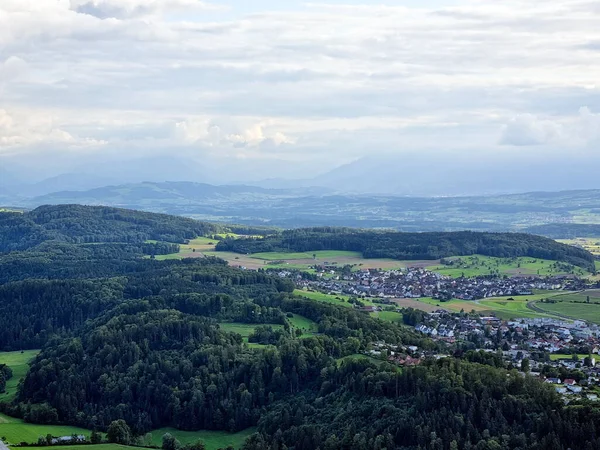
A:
[0,0,599,181]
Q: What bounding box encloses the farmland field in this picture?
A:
[557,238,600,256]
[0,350,40,403]
[549,354,589,361]
[24,446,139,450]
[287,314,318,332]
[218,322,284,340]
[429,255,589,278]
[293,289,352,307]
[417,292,570,319]
[0,422,90,445]
[150,427,255,449]
[532,290,600,324]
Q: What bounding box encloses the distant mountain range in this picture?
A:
[4,180,600,235]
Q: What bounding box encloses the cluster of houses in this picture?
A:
[411,309,600,402]
[294,267,585,302]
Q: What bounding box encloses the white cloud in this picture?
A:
[0,0,599,172]
[69,0,224,19]
[500,107,600,147]
[0,109,106,150]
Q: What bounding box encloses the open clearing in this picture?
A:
[391,298,441,313]
[25,446,139,450]
[154,240,437,272]
[532,290,600,324]
[0,422,90,445]
[293,290,402,322]
[550,354,589,361]
[0,350,40,403]
[557,238,600,256]
[429,255,589,278]
[150,427,254,449]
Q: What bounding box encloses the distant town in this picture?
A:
[273,263,600,403]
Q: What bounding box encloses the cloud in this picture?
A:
[70,0,223,19]
[0,0,599,173]
[500,107,600,147]
[0,109,106,150]
[0,56,27,82]
[174,118,294,149]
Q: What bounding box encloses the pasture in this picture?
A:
[429,255,588,278]
[549,354,589,361]
[532,290,600,324]
[287,314,318,333]
[293,290,402,322]
[218,323,284,340]
[0,350,40,403]
[557,238,600,256]
[0,422,90,445]
[150,427,255,449]
[417,292,570,319]
[24,446,139,450]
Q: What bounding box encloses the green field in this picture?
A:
[557,238,600,256]
[417,292,570,319]
[550,354,589,361]
[252,250,362,261]
[25,446,139,450]
[150,427,255,449]
[430,255,589,278]
[0,422,90,445]
[218,323,284,339]
[0,350,40,403]
[535,301,600,324]
[533,290,600,324]
[287,314,318,332]
[376,311,403,323]
[294,290,353,307]
[293,290,403,322]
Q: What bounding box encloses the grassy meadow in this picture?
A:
[150,427,255,449]
[532,290,600,324]
[557,238,600,256]
[0,350,40,403]
[429,255,589,278]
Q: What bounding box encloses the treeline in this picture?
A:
[8,296,423,434]
[0,259,295,351]
[216,228,596,271]
[0,363,13,393]
[243,358,600,450]
[0,205,276,255]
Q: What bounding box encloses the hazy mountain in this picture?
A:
[306,153,600,195]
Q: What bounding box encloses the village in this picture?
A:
[294,266,588,302]
[372,310,600,404]
[278,264,600,404]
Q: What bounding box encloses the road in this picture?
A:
[0,439,9,450]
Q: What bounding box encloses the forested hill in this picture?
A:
[0,205,273,283]
[216,227,597,272]
[0,204,223,253]
[5,205,600,449]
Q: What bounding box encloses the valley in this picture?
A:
[2,205,600,450]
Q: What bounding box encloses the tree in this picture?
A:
[185,440,206,450]
[162,433,181,450]
[107,420,132,445]
[521,358,530,373]
[90,431,102,444]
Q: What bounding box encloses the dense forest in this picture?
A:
[3,205,600,449]
[216,228,596,272]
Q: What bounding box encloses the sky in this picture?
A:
[1,0,600,182]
